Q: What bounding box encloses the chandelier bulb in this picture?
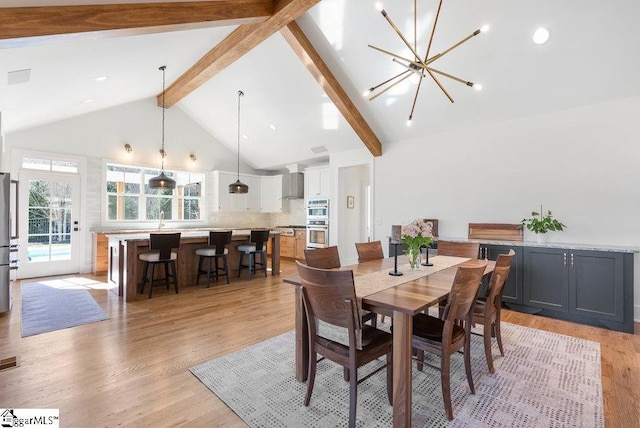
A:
[481,25,490,33]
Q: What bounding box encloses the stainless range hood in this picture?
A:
[282,172,304,199]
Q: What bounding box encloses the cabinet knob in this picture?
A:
[571,253,574,268]
[563,253,567,266]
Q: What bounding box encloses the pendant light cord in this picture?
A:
[160,66,166,172]
[237,90,244,181]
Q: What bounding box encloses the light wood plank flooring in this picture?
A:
[0,260,638,427]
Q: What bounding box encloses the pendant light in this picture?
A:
[229,90,248,194]
[148,65,176,190]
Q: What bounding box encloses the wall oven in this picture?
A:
[306,220,329,249]
[306,198,329,220]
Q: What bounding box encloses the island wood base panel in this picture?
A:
[107,233,280,301]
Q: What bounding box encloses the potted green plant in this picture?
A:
[521,205,566,243]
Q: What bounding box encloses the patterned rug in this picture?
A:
[21,281,109,337]
[190,322,603,427]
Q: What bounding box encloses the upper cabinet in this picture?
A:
[212,171,281,213]
[305,167,330,199]
[261,175,283,213]
[212,171,260,212]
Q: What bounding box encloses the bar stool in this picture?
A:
[237,230,270,280]
[195,231,232,287]
[139,232,181,299]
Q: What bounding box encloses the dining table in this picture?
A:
[284,254,495,427]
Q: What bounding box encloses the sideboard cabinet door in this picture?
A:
[482,244,523,305]
[569,250,624,323]
[523,247,569,312]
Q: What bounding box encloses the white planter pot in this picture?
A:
[536,233,547,244]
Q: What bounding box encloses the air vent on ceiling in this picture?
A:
[8,69,31,85]
[310,145,328,154]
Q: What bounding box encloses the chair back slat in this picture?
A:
[355,241,384,263]
[437,240,480,259]
[296,261,361,330]
[304,246,341,269]
[249,230,270,251]
[486,249,515,312]
[149,233,181,260]
[209,230,232,255]
[443,263,487,323]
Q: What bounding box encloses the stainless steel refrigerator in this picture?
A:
[1,172,18,313]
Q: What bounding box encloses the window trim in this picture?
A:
[102,160,207,227]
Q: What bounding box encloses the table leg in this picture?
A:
[294,285,309,381]
[392,310,412,427]
[271,234,280,276]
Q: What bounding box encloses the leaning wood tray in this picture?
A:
[468,223,523,241]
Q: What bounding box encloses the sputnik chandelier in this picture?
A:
[366,0,489,125]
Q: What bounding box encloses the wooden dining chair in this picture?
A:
[411,262,487,421]
[355,240,384,263]
[436,240,481,317]
[304,246,341,269]
[437,240,480,259]
[473,250,515,373]
[195,230,232,287]
[355,241,389,323]
[306,245,378,328]
[295,261,393,428]
[139,232,181,299]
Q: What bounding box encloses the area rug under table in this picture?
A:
[21,281,109,337]
[190,322,603,427]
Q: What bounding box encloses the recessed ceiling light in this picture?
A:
[82,99,94,104]
[532,27,551,45]
[269,124,277,131]
[94,76,108,82]
[242,134,248,140]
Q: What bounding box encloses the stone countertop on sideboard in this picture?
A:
[432,236,639,254]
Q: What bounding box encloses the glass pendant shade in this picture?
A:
[149,65,176,190]
[229,90,249,194]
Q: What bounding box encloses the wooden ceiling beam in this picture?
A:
[159,0,320,107]
[280,21,383,157]
[0,1,272,42]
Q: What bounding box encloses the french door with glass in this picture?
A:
[17,171,82,279]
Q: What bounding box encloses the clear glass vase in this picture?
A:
[408,247,421,269]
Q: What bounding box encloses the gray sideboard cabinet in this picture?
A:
[522,247,633,333]
[480,244,523,305]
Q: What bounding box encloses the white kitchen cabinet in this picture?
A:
[305,167,330,198]
[261,175,283,213]
[244,175,262,212]
[212,171,262,212]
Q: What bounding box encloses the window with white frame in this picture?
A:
[105,163,204,222]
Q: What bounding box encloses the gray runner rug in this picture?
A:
[21,281,109,337]
[190,321,603,427]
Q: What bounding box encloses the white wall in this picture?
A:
[337,165,370,265]
[371,95,640,321]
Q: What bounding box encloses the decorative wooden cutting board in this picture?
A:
[468,223,523,241]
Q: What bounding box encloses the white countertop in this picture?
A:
[434,237,639,253]
[105,229,269,241]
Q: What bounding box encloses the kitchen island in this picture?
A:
[106,230,280,301]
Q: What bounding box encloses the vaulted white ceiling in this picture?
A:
[1,0,639,170]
